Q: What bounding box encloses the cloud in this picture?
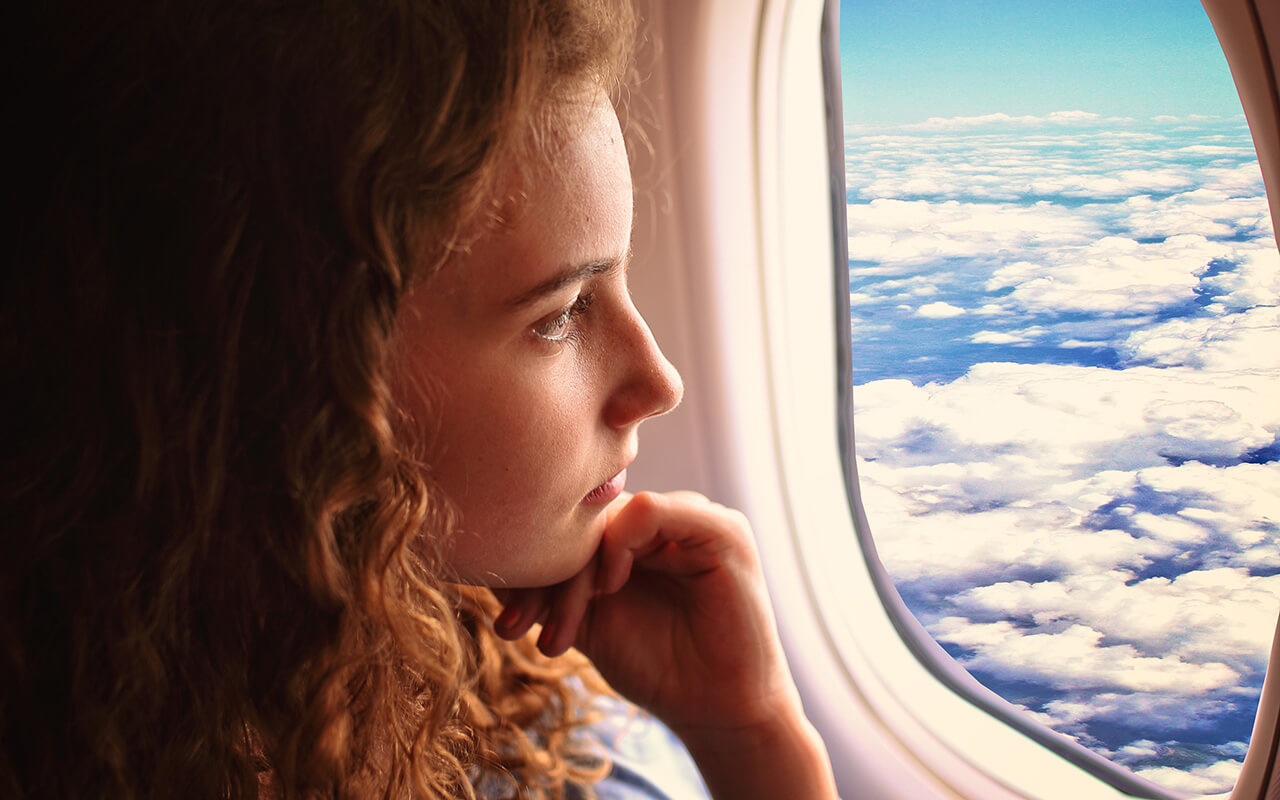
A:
[915,301,966,318]
[853,356,1280,782]
[1135,760,1242,795]
[847,198,1098,271]
[987,234,1237,315]
[854,362,1280,476]
[1130,510,1208,543]
[1138,463,1280,560]
[1120,188,1272,240]
[897,111,1115,132]
[1121,305,1280,372]
[1115,740,1161,759]
[869,275,944,299]
[951,568,1280,669]
[970,330,1028,344]
[860,474,1174,587]
[931,618,1239,693]
[1041,693,1244,733]
[1060,338,1110,348]
[845,115,1265,207]
[1205,244,1280,309]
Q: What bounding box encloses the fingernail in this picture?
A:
[538,622,556,653]
[496,605,520,632]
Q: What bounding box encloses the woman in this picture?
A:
[1,0,838,797]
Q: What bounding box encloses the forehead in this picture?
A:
[441,96,634,303]
[522,94,632,240]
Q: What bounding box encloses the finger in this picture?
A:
[664,489,712,505]
[597,492,682,594]
[595,491,645,595]
[605,490,634,520]
[595,540,636,597]
[538,559,597,657]
[598,492,751,593]
[494,585,551,640]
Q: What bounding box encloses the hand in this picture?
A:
[493,491,838,799]
[493,490,799,739]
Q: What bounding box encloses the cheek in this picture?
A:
[435,369,606,585]
[437,362,592,502]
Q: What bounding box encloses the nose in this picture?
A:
[602,302,684,430]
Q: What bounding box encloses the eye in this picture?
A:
[533,292,595,343]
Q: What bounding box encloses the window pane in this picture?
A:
[841,1,1280,795]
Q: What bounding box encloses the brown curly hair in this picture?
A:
[1,0,635,797]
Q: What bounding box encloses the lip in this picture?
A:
[582,467,627,505]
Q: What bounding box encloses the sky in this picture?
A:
[839,0,1244,125]
[839,1,1279,796]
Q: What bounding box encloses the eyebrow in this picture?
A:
[504,247,632,310]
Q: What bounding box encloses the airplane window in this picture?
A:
[840,0,1280,795]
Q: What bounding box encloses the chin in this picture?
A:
[448,514,604,589]
[512,537,601,589]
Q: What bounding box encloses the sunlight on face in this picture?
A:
[393,93,683,588]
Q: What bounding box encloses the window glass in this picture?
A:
[840,0,1280,794]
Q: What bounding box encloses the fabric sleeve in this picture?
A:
[576,695,712,800]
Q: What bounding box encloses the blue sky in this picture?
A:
[839,0,1243,124]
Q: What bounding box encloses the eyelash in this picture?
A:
[533,292,595,343]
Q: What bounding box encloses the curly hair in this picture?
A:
[1,0,635,797]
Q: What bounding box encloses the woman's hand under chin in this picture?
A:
[492,491,838,800]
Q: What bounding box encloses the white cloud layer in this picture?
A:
[951,568,1280,669]
[1121,304,1280,370]
[847,198,1097,271]
[986,234,1239,315]
[932,618,1239,693]
[895,110,1116,132]
[846,112,1280,793]
[1135,760,1242,795]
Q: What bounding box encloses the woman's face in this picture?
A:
[394,95,683,589]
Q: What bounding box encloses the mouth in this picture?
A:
[582,468,627,505]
